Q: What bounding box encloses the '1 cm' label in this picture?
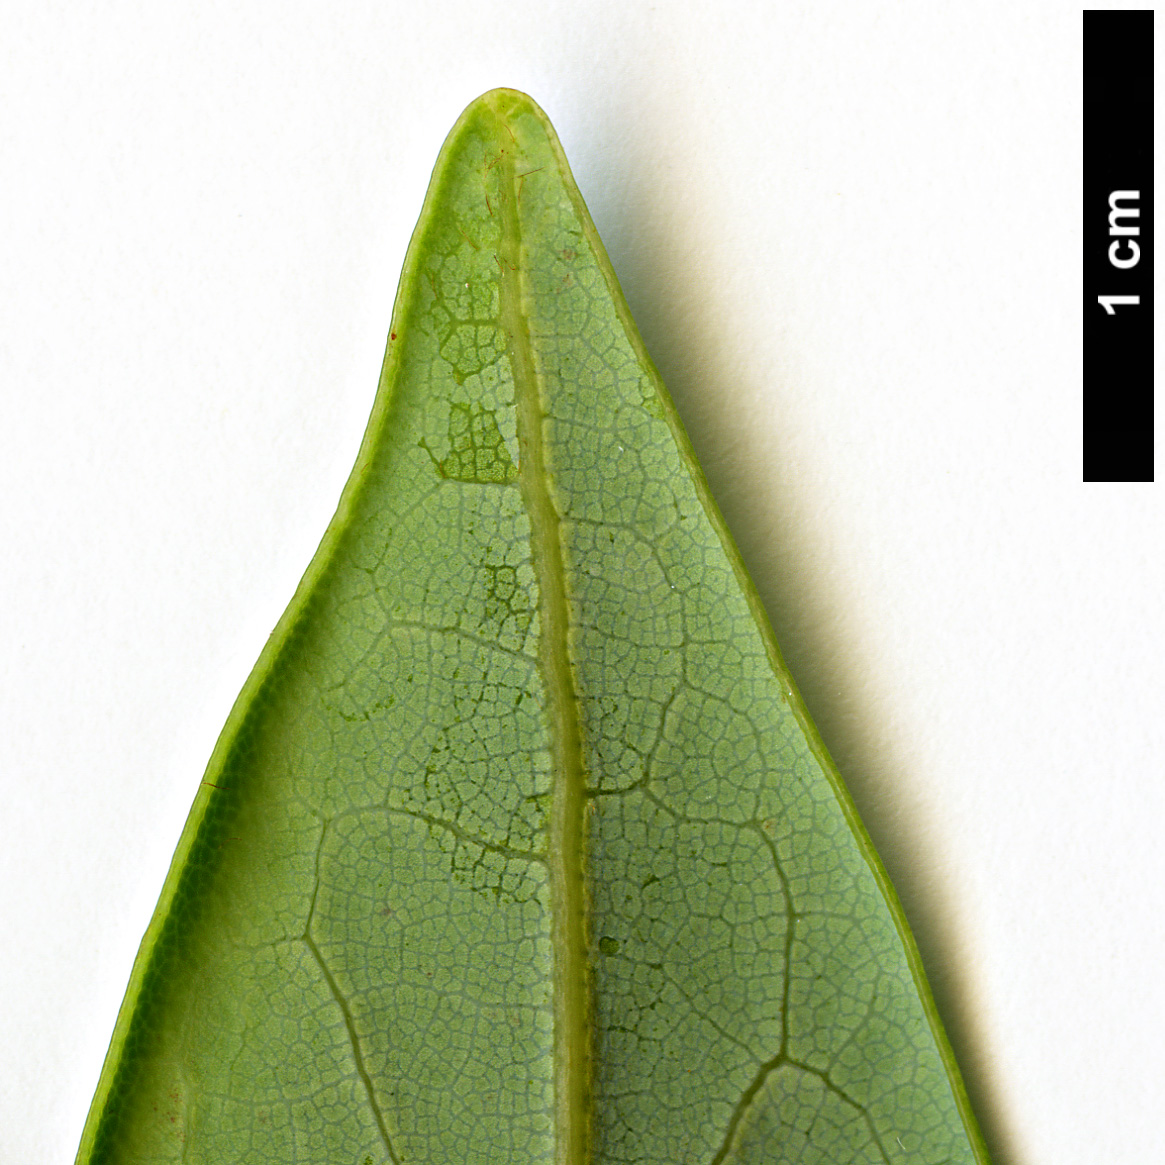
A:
[1098,190,1141,315]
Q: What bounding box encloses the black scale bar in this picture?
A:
[1084,10,1154,482]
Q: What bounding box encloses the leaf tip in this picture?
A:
[455,87,555,139]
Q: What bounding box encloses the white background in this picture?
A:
[0,3,1156,1163]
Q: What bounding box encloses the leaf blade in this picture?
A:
[76,88,989,1165]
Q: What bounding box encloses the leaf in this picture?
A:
[76,89,990,1165]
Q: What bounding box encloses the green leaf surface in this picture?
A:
[76,89,989,1165]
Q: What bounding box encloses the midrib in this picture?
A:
[496,142,591,1165]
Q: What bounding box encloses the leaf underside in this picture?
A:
[77,89,988,1165]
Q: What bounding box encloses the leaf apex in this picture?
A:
[457,87,550,130]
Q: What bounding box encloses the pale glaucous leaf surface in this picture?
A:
[76,89,989,1165]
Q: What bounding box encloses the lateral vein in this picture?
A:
[303,826,401,1165]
